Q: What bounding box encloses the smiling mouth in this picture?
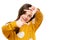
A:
[22,17,27,22]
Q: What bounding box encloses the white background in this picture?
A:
[0,0,60,40]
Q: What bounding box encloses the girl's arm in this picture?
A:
[2,21,18,38]
[32,9,43,32]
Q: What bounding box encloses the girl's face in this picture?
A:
[20,9,33,23]
[20,6,36,23]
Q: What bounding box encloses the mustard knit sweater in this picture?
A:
[2,9,43,40]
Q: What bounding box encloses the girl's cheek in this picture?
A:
[20,15,24,21]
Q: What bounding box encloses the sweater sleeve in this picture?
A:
[2,21,17,38]
[32,8,43,32]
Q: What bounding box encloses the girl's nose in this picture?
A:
[24,16,28,19]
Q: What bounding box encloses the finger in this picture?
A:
[24,9,31,12]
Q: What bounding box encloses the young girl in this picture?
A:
[2,4,43,40]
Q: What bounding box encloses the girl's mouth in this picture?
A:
[22,17,27,22]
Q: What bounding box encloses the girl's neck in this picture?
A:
[16,19,25,27]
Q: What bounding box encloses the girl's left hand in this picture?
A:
[24,6,38,17]
[29,6,38,15]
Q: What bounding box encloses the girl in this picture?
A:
[2,4,43,40]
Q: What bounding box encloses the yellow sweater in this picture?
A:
[2,9,43,40]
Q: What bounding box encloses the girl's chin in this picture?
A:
[23,20,28,23]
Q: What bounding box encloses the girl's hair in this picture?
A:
[15,3,35,22]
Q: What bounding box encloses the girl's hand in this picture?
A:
[24,6,38,17]
[29,6,38,16]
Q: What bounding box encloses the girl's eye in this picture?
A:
[28,15,32,18]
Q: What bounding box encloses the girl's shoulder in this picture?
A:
[5,21,16,27]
